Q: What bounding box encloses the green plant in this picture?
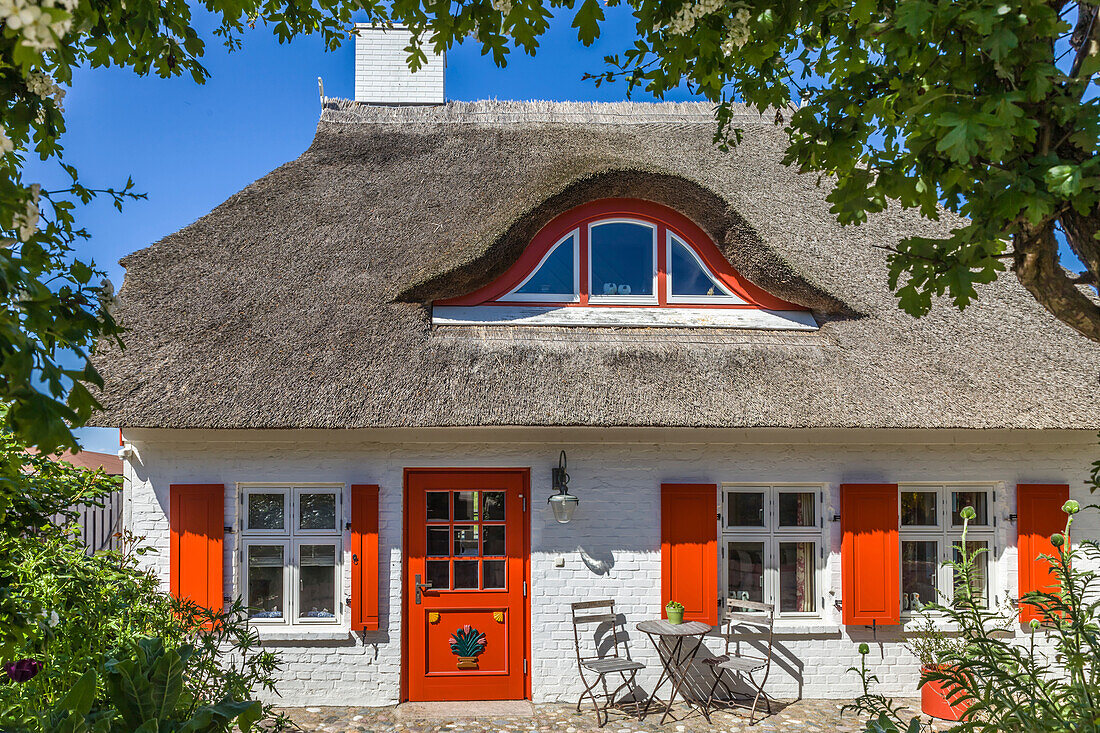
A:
[448,626,487,658]
[665,601,684,611]
[905,616,967,670]
[846,451,1100,732]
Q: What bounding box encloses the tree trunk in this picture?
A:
[1012,218,1100,343]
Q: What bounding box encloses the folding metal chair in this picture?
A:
[571,599,646,728]
[703,598,776,724]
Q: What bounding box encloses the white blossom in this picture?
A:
[0,0,74,52]
[721,8,751,54]
[26,70,65,111]
[668,0,725,36]
[14,184,41,242]
[0,126,13,155]
[48,610,59,628]
[491,0,513,16]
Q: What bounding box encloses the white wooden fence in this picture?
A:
[53,491,123,553]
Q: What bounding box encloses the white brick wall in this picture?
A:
[121,428,1098,706]
[354,25,444,105]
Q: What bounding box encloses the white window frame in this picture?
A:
[498,229,581,303]
[665,232,746,305]
[898,483,996,616]
[239,483,344,626]
[720,483,826,620]
[587,218,659,304]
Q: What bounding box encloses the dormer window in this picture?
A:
[435,199,817,330]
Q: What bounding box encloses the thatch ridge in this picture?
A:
[91,99,1100,431]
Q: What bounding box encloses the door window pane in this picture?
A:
[426,560,449,590]
[590,221,654,296]
[299,545,336,619]
[427,527,449,556]
[453,492,480,521]
[453,526,479,556]
[299,492,336,530]
[951,491,989,526]
[778,493,815,527]
[248,493,285,531]
[483,560,506,589]
[515,235,575,296]
[726,493,765,527]
[669,237,732,297]
[952,541,989,608]
[727,542,765,603]
[482,525,505,556]
[902,541,938,611]
[779,542,816,613]
[247,546,284,618]
[482,492,506,521]
[902,492,938,526]
[454,560,478,589]
[426,492,449,521]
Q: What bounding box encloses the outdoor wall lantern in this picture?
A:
[548,450,579,524]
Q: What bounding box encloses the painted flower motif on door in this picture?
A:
[449,625,487,669]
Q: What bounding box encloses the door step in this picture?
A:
[395,701,535,720]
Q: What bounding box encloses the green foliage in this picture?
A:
[665,600,684,611]
[449,625,487,657]
[845,444,1100,732]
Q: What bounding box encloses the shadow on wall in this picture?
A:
[578,545,615,575]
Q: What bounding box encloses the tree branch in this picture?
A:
[1013,223,1100,342]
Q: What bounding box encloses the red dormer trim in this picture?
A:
[437,198,807,311]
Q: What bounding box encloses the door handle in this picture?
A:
[415,574,433,604]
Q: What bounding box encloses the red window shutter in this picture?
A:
[350,484,380,632]
[169,484,224,612]
[1017,483,1069,624]
[841,483,899,626]
[661,483,718,625]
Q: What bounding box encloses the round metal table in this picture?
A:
[636,619,712,724]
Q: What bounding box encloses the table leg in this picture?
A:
[660,634,710,725]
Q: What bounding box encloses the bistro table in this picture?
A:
[636,619,713,725]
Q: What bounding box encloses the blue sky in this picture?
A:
[63,7,694,453]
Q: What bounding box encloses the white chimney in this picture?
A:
[354,24,445,105]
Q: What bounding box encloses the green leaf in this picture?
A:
[571,0,604,46]
[1045,164,1082,197]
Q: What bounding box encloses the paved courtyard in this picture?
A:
[279,699,948,732]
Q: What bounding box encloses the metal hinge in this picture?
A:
[521,495,526,512]
[523,658,528,674]
[523,581,527,597]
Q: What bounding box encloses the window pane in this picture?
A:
[299,545,336,619]
[427,527,449,556]
[779,542,816,613]
[515,235,575,296]
[248,493,284,531]
[590,222,654,296]
[952,541,989,608]
[669,237,731,297]
[426,492,449,521]
[778,493,815,527]
[727,542,764,603]
[726,493,765,527]
[483,525,505,556]
[453,492,479,522]
[901,492,938,526]
[902,541,938,611]
[454,560,478,589]
[426,560,449,590]
[483,560,506,589]
[247,546,284,618]
[952,491,989,526]
[482,492,506,521]
[453,526,479,556]
[299,493,336,530]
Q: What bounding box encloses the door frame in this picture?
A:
[401,467,532,702]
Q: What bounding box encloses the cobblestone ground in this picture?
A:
[279,699,951,733]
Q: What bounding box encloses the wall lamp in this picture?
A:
[548,450,579,524]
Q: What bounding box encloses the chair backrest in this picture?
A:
[571,599,624,663]
[722,598,775,659]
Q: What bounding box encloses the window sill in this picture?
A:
[772,620,841,636]
[253,626,350,642]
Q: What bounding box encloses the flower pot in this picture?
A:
[456,656,479,670]
[666,608,684,625]
[920,666,971,721]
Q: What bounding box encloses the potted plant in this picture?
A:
[905,616,970,721]
[665,601,684,625]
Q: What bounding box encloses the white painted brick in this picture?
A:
[122,429,1098,706]
[353,25,444,105]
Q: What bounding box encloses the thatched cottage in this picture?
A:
[93,28,1100,709]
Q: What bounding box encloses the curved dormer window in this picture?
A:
[435,199,817,330]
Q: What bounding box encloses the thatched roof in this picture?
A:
[91,100,1100,431]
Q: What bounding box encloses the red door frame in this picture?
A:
[401,468,532,701]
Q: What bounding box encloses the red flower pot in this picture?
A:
[920,666,971,721]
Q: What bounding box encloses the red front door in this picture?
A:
[404,469,530,701]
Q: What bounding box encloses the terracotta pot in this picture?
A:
[457,656,479,670]
[920,666,971,721]
[666,608,684,625]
